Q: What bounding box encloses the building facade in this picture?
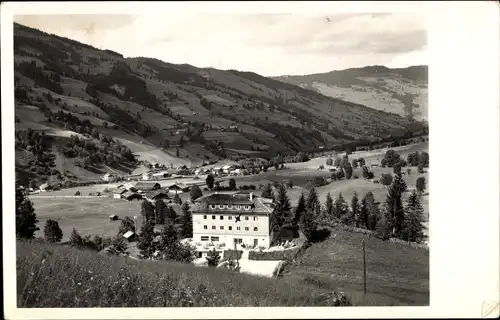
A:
[190,192,274,249]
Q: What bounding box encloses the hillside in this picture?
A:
[13,23,426,184]
[273,65,428,121]
[17,239,351,307]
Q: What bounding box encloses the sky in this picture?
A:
[14,12,428,77]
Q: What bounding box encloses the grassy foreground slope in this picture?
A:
[281,226,429,306]
[16,240,350,307]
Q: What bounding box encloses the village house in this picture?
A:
[102,173,115,182]
[113,188,128,199]
[39,182,49,192]
[133,182,161,193]
[144,190,169,202]
[123,231,137,242]
[190,192,274,254]
[122,191,143,201]
[167,183,190,194]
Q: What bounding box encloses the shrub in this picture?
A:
[318,165,324,170]
[380,173,393,186]
[75,191,80,196]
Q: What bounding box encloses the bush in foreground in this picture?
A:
[16,240,351,307]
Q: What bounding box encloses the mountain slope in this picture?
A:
[13,23,425,183]
[273,65,428,121]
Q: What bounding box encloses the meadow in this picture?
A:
[280,226,430,306]
[30,141,429,240]
[17,240,350,307]
[31,197,142,241]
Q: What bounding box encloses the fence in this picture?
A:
[29,195,110,199]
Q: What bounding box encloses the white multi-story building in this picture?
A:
[191,192,274,249]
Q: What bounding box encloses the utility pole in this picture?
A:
[362,239,367,295]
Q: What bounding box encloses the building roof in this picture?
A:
[123,231,136,238]
[133,181,161,190]
[122,191,142,198]
[144,190,169,199]
[191,192,272,214]
[113,188,128,195]
[167,183,189,190]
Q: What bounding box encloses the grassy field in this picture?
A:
[31,197,142,241]
[281,226,429,306]
[17,240,350,307]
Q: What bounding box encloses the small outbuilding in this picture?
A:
[123,231,137,242]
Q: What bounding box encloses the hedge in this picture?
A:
[248,247,300,261]
[222,249,243,260]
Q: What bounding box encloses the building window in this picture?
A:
[237,227,241,231]
[212,215,216,220]
[203,215,207,219]
[211,204,216,209]
[227,204,232,209]
[245,216,249,221]
[253,217,258,221]
[204,225,207,230]
[228,226,232,231]
[236,205,241,209]
[220,226,224,230]
[201,236,209,241]
[220,216,224,220]
[212,226,216,230]
[244,205,250,210]
[218,204,224,209]
[228,216,232,220]
[234,238,242,244]
[245,227,249,231]
[254,227,258,231]
[254,239,258,246]
[210,236,219,241]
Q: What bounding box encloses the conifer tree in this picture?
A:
[180,202,193,238]
[155,199,167,224]
[299,208,318,243]
[402,190,426,243]
[190,185,203,201]
[43,219,63,243]
[137,219,156,259]
[159,222,178,251]
[118,216,136,235]
[141,200,155,223]
[270,184,292,233]
[375,213,391,240]
[165,205,178,224]
[306,186,321,216]
[16,185,39,239]
[384,171,407,236]
[293,192,306,225]
[69,228,84,248]
[261,183,274,201]
[416,177,426,195]
[205,174,215,189]
[360,192,379,230]
[333,193,348,221]
[351,192,361,227]
[173,193,182,205]
[324,192,334,218]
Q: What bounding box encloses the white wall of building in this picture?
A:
[193,211,271,248]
